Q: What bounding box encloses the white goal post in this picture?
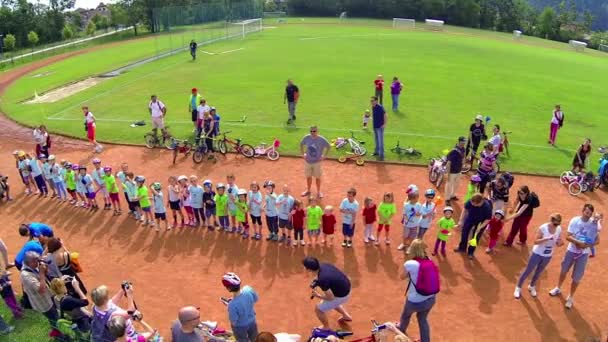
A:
[263,11,286,18]
[393,18,415,29]
[568,39,587,52]
[231,18,263,39]
[339,12,347,21]
[513,30,522,39]
[425,19,445,31]
[598,44,608,53]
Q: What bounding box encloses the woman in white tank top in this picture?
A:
[514,213,564,299]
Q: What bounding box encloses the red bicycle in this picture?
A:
[170,137,193,164]
[216,131,254,158]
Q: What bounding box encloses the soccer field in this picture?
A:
[2,18,607,175]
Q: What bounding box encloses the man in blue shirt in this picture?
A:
[14,240,44,270]
[19,222,54,244]
[371,96,387,161]
[222,272,258,342]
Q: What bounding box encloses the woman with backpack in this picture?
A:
[46,238,87,295]
[504,185,540,246]
[50,277,92,334]
[399,239,438,342]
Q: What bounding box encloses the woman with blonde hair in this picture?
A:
[50,277,91,332]
[514,213,564,299]
[399,239,437,342]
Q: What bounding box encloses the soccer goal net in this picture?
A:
[393,18,415,29]
[599,44,608,53]
[568,39,587,52]
[231,18,263,39]
[339,12,347,21]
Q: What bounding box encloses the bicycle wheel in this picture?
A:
[163,134,175,150]
[267,150,280,161]
[192,149,205,164]
[436,172,444,188]
[218,140,228,155]
[461,160,472,174]
[144,134,156,149]
[560,171,571,185]
[338,156,347,163]
[429,169,438,183]
[183,142,193,155]
[410,150,422,158]
[356,158,365,166]
[239,144,255,158]
[568,182,582,196]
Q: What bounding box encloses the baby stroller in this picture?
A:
[598,149,608,188]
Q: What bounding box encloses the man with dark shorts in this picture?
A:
[284,79,299,124]
[549,204,601,309]
[188,88,202,132]
[303,257,352,329]
[189,40,197,61]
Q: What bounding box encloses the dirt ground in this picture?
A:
[1,47,607,342]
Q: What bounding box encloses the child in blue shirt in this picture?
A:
[248,182,263,240]
[222,272,258,342]
[151,182,167,231]
[276,185,294,244]
[189,176,205,227]
[263,181,279,241]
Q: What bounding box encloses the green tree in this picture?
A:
[264,1,278,12]
[86,21,97,36]
[2,34,16,51]
[109,3,129,29]
[538,6,558,39]
[62,24,74,40]
[582,10,594,32]
[27,30,39,51]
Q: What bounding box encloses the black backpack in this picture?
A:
[529,192,540,208]
[501,172,515,189]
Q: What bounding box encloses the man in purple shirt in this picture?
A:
[390,77,403,112]
[371,96,387,161]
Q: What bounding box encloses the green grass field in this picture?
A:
[0,301,52,341]
[2,18,607,175]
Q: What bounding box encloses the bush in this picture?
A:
[2,34,17,51]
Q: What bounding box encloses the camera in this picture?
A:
[128,310,143,321]
[309,279,319,300]
[64,276,74,283]
[121,280,133,292]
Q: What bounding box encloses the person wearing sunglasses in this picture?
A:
[171,306,205,341]
[300,126,330,198]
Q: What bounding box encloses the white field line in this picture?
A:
[299,33,398,41]
[0,27,133,64]
[200,50,216,55]
[219,48,244,54]
[44,116,568,151]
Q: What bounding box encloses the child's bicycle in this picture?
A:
[337,131,367,166]
[170,137,193,164]
[144,127,173,149]
[391,140,422,158]
[253,138,280,161]
[192,136,217,164]
[216,131,255,158]
[333,131,367,156]
[308,320,390,342]
[560,170,598,196]
[428,156,447,188]
[197,320,235,342]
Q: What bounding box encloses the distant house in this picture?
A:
[74,3,111,28]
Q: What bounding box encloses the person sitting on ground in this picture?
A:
[91,284,138,342]
[50,277,92,333]
[108,314,157,342]
[171,306,205,341]
[222,272,259,342]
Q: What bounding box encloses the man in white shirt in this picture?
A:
[549,203,601,309]
[148,95,167,135]
[196,99,211,137]
[488,124,502,154]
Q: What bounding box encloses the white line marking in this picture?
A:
[299,36,329,41]
[200,50,216,55]
[219,48,244,54]
[299,33,398,41]
[44,116,570,151]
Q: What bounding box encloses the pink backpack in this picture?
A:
[411,257,440,296]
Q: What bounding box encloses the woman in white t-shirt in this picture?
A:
[514,213,563,299]
[82,106,103,153]
[399,239,436,342]
[548,104,564,146]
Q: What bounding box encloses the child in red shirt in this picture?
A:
[291,199,305,247]
[374,75,384,105]
[362,197,377,244]
[322,205,336,245]
[486,209,509,254]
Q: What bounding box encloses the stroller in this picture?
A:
[598,154,608,188]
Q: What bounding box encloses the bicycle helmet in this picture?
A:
[471,175,482,183]
[443,206,454,213]
[103,166,112,173]
[92,158,101,164]
[17,151,26,157]
[216,183,226,190]
[12,150,19,156]
[39,154,47,159]
[494,209,505,218]
[203,179,212,186]
[78,166,87,171]
[424,189,436,198]
[48,155,56,161]
[264,180,275,188]
[64,162,72,168]
[152,182,162,191]
[72,164,79,170]
[134,175,145,183]
[222,272,241,289]
[177,175,188,182]
[237,189,247,196]
[406,184,418,194]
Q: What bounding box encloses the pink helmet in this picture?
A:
[221,272,241,288]
[103,166,112,172]
[92,158,101,164]
[72,164,79,170]
[471,175,482,183]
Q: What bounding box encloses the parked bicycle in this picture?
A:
[391,140,422,158]
[192,136,218,164]
[144,127,173,149]
[560,170,598,196]
[216,131,254,158]
[170,137,193,164]
[333,131,367,156]
[428,156,447,188]
[253,138,280,161]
